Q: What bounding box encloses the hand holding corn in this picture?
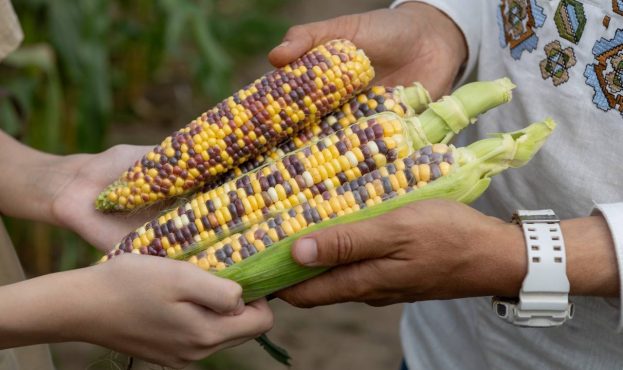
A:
[269,2,467,99]
[276,199,527,307]
[0,254,273,370]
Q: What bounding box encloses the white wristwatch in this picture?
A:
[492,210,574,327]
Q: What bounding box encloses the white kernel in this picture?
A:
[174,217,183,229]
[324,179,334,190]
[302,171,314,187]
[137,227,146,235]
[367,141,379,155]
[180,214,190,226]
[345,151,358,166]
[298,192,308,204]
[268,188,279,203]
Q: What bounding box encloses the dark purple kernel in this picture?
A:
[175,230,185,243]
[225,258,234,266]
[337,172,348,184]
[430,163,441,180]
[352,190,363,205]
[240,247,249,259]
[417,155,430,165]
[382,178,393,193]
[224,245,234,256]
[365,157,377,170]
[215,249,226,261]
[358,187,369,202]
[443,153,454,164]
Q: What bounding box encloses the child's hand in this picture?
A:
[0,255,273,369]
[49,144,157,251]
[268,2,467,99]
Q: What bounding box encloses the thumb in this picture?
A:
[292,219,388,267]
[268,16,361,67]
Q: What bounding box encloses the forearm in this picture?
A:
[486,216,618,298]
[0,131,73,225]
[0,269,90,348]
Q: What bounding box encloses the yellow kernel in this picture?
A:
[281,220,294,236]
[232,251,242,263]
[418,164,431,182]
[208,253,218,266]
[396,171,409,189]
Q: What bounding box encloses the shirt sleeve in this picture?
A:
[591,203,623,332]
[389,0,484,85]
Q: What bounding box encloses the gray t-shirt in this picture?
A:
[397,0,623,368]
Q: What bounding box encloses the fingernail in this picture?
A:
[295,238,318,266]
[232,298,245,315]
[275,40,290,49]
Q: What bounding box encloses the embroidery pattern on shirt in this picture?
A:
[584,29,623,114]
[540,40,577,85]
[497,0,547,60]
[554,0,586,44]
[613,0,623,15]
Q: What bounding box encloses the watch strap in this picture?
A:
[493,210,573,327]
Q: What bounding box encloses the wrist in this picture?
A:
[563,216,619,296]
[0,269,90,348]
[465,220,526,298]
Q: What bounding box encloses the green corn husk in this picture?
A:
[213,119,556,302]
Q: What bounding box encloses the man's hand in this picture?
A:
[268,3,467,99]
[278,200,527,308]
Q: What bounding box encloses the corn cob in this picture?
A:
[96,39,375,212]
[100,79,515,261]
[186,143,453,270]
[213,119,556,302]
[102,112,413,260]
[202,82,432,190]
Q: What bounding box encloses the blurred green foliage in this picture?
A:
[0,0,289,275]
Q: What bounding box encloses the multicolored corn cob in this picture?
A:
[102,112,412,260]
[100,78,515,261]
[96,39,375,212]
[202,82,432,190]
[213,119,556,302]
[188,143,453,270]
